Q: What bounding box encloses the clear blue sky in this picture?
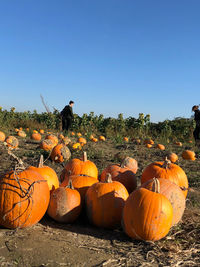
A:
[0,0,199,122]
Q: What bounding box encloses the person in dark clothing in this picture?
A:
[192,105,200,144]
[60,101,74,132]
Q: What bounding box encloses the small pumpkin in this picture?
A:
[31,133,42,141]
[17,130,27,138]
[145,143,152,148]
[0,131,6,142]
[123,137,129,142]
[144,138,154,145]
[50,144,71,163]
[78,137,87,146]
[39,129,45,134]
[5,136,19,149]
[99,135,106,141]
[156,144,165,150]
[181,150,196,161]
[122,179,173,241]
[47,180,81,223]
[39,139,55,151]
[85,174,129,229]
[167,152,178,163]
[45,134,58,146]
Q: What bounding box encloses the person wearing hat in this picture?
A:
[60,100,74,132]
[192,105,200,145]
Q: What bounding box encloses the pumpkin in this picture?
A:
[72,142,82,150]
[50,144,71,163]
[85,174,129,229]
[174,141,182,147]
[60,174,98,204]
[62,136,71,145]
[144,138,154,145]
[0,169,50,229]
[99,135,106,141]
[167,152,178,163]
[0,131,6,142]
[181,150,196,161]
[100,157,137,193]
[47,180,81,223]
[5,136,19,149]
[17,130,26,138]
[61,151,98,179]
[78,137,87,146]
[45,134,58,146]
[145,143,152,148]
[31,133,42,141]
[141,158,189,198]
[123,137,129,142]
[33,130,38,133]
[122,179,173,241]
[77,132,82,137]
[39,139,55,151]
[71,131,75,136]
[141,178,185,226]
[91,137,98,142]
[28,155,59,191]
[39,129,45,134]
[156,144,165,150]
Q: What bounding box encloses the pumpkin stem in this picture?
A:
[7,149,25,169]
[66,179,74,189]
[162,157,171,169]
[38,155,44,168]
[105,173,113,183]
[152,178,160,193]
[120,157,130,168]
[83,151,87,162]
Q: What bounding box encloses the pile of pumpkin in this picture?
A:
[0,147,189,242]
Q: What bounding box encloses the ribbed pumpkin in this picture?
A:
[100,157,137,193]
[61,151,98,180]
[0,169,50,229]
[141,159,189,198]
[47,180,81,223]
[50,144,71,163]
[5,136,19,149]
[122,179,173,241]
[181,150,196,161]
[85,174,129,229]
[28,155,59,191]
[60,174,98,204]
[141,178,185,226]
[0,131,6,142]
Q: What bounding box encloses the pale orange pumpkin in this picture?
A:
[181,150,196,161]
[0,131,6,142]
[5,136,19,149]
[50,144,71,163]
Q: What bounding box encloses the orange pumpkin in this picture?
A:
[100,157,137,193]
[47,180,81,223]
[144,138,154,145]
[60,174,98,204]
[78,137,87,146]
[141,178,185,226]
[0,131,6,142]
[85,174,129,229]
[122,179,173,241]
[50,144,71,163]
[17,130,26,138]
[156,144,165,150]
[31,133,42,141]
[181,150,196,161]
[0,169,50,229]
[28,155,59,191]
[167,152,178,163]
[39,129,45,134]
[99,135,106,141]
[62,151,98,179]
[5,136,19,149]
[141,159,189,198]
[145,143,152,148]
[91,137,98,142]
[174,141,182,146]
[123,137,129,142]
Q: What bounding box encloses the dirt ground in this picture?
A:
[0,135,200,267]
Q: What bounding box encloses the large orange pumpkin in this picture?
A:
[28,155,59,191]
[61,151,98,180]
[100,157,137,193]
[141,159,189,198]
[141,178,186,226]
[0,169,50,229]
[47,180,81,223]
[85,174,129,229]
[122,179,173,241]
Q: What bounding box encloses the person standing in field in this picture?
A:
[60,100,74,132]
[192,105,200,145]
